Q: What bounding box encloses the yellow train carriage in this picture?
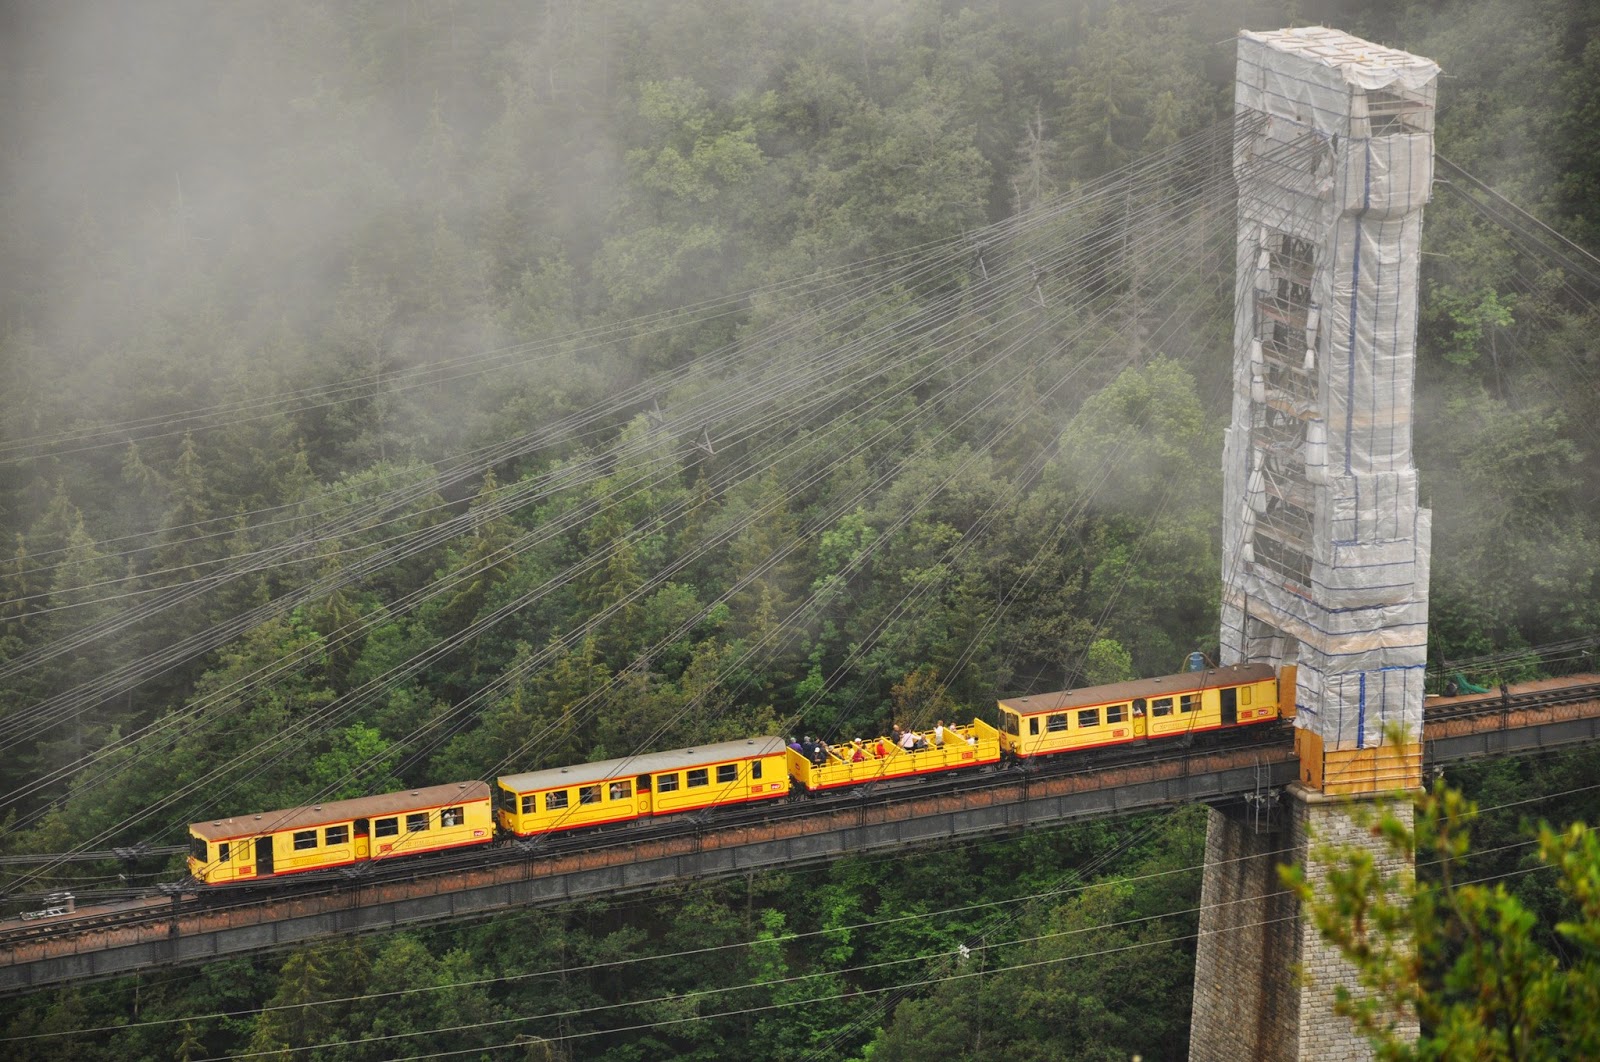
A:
[788,720,1002,791]
[997,664,1292,759]
[187,781,493,885]
[496,737,790,838]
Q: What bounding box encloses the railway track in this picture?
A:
[1424,677,1600,723]
[0,893,178,947]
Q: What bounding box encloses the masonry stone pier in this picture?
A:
[1191,27,1439,1061]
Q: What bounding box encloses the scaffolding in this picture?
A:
[1220,28,1439,789]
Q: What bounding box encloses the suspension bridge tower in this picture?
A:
[1190,28,1439,1061]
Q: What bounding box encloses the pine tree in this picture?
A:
[154,432,217,587]
[1,534,35,629]
[119,440,169,535]
[439,469,518,632]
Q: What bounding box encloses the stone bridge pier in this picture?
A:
[1190,27,1438,1062]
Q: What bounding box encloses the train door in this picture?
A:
[1220,687,1238,726]
[1133,698,1148,739]
[354,818,370,860]
[255,836,275,877]
[636,774,652,816]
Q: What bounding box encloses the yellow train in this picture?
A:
[997,662,1293,757]
[187,781,494,885]
[186,664,1295,884]
[496,737,791,838]
[786,720,1002,792]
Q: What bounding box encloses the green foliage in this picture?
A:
[865,807,1207,1061]
[1082,638,1134,686]
[1437,289,1516,368]
[1425,393,1598,651]
[1284,780,1600,1061]
[308,722,403,800]
[1049,356,1223,677]
[890,665,958,730]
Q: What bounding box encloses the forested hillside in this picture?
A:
[2,1,1598,1058]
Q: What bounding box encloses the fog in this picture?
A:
[0,3,632,464]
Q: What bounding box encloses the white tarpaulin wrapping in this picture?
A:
[1237,27,1439,130]
[1221,29,1437,752]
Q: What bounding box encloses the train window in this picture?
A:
[687,768,709,788]
[609,780,632,800]
[324,825,349,846]
[636,774,652,791]
[1152,698,1174,717]
[441,807,462,826]
[191,837,207,863]
[520,795,536,814]
[406,813,430,832]
[1077,708,1099,728]
[579,785,601,805]
[751,761,763,779]
[218,842,231,862]
[546,791,569,811]
[1046,713,1068,733]
[717,764,738,783]
[1003,712,1019,736]
[657,773,680,793]
[1106,703,1126,724]
[1180,694,1198,713]
[1029,717,1040,736]
[375,818,399,837]
[293,830,318,850]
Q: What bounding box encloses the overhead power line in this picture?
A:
[1435,154,1600,291]
[6,116,1321,891]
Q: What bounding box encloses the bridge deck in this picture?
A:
[3,674,1597,997]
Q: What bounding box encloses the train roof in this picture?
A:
[498,736,787,792]
[999,663,1278,715]
[190,780,489,841]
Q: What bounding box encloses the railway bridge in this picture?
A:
[3,24,1596,1062]
[2,676,1597,997]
